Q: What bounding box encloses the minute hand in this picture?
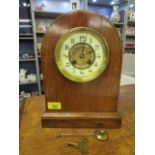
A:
[81,37,88,55]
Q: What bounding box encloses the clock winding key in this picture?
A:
[67,138,89,155]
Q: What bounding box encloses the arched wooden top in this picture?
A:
[41,10,122,112]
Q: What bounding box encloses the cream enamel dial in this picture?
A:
[55,27,109,83]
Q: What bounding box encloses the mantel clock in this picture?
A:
[41,10,122,128]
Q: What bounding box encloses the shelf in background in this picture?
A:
[19,25,32,28]
[19,19,32,23]
[19,58,35,62]
[88,2,113,7]
[19,33,33,37]
[113,22,125,26]
[88,0,128,7]
[19,37,34,40]
[19,81,38,86]
[34,11,62,18]
[126,35,135,38]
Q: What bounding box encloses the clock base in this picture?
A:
[41,112,121,128]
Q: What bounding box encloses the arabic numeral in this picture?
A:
[94,63,98,67]
[80,71,84,75]
[65,45,69,50]
[80,36,87,42]
[71,38,74,44]
[65,62,70,67]
[95,45,99,50]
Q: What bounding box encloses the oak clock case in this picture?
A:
[41,11,122,128]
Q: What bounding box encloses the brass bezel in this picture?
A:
[55,27,109,83]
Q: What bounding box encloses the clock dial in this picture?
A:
[55,27,109,83]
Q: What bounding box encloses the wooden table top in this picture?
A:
[20,85,135,155]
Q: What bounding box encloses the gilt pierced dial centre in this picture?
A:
[69,43,95,69]
[55,27,109,83]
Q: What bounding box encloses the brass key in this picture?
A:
[67,137,88,155]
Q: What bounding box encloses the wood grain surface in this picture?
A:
[20,85,135,155]
[41,10,122,128]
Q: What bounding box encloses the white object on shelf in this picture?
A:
[127,8,135,22]
[126,26,135,36]
[20,91,31,98]
[19,19,31,23]
[40,73,43,80]
[27,74,37,82]
[110,6,121,23]
[19,69,28,84]
[35,3,45,11]
[70,0,80,10]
